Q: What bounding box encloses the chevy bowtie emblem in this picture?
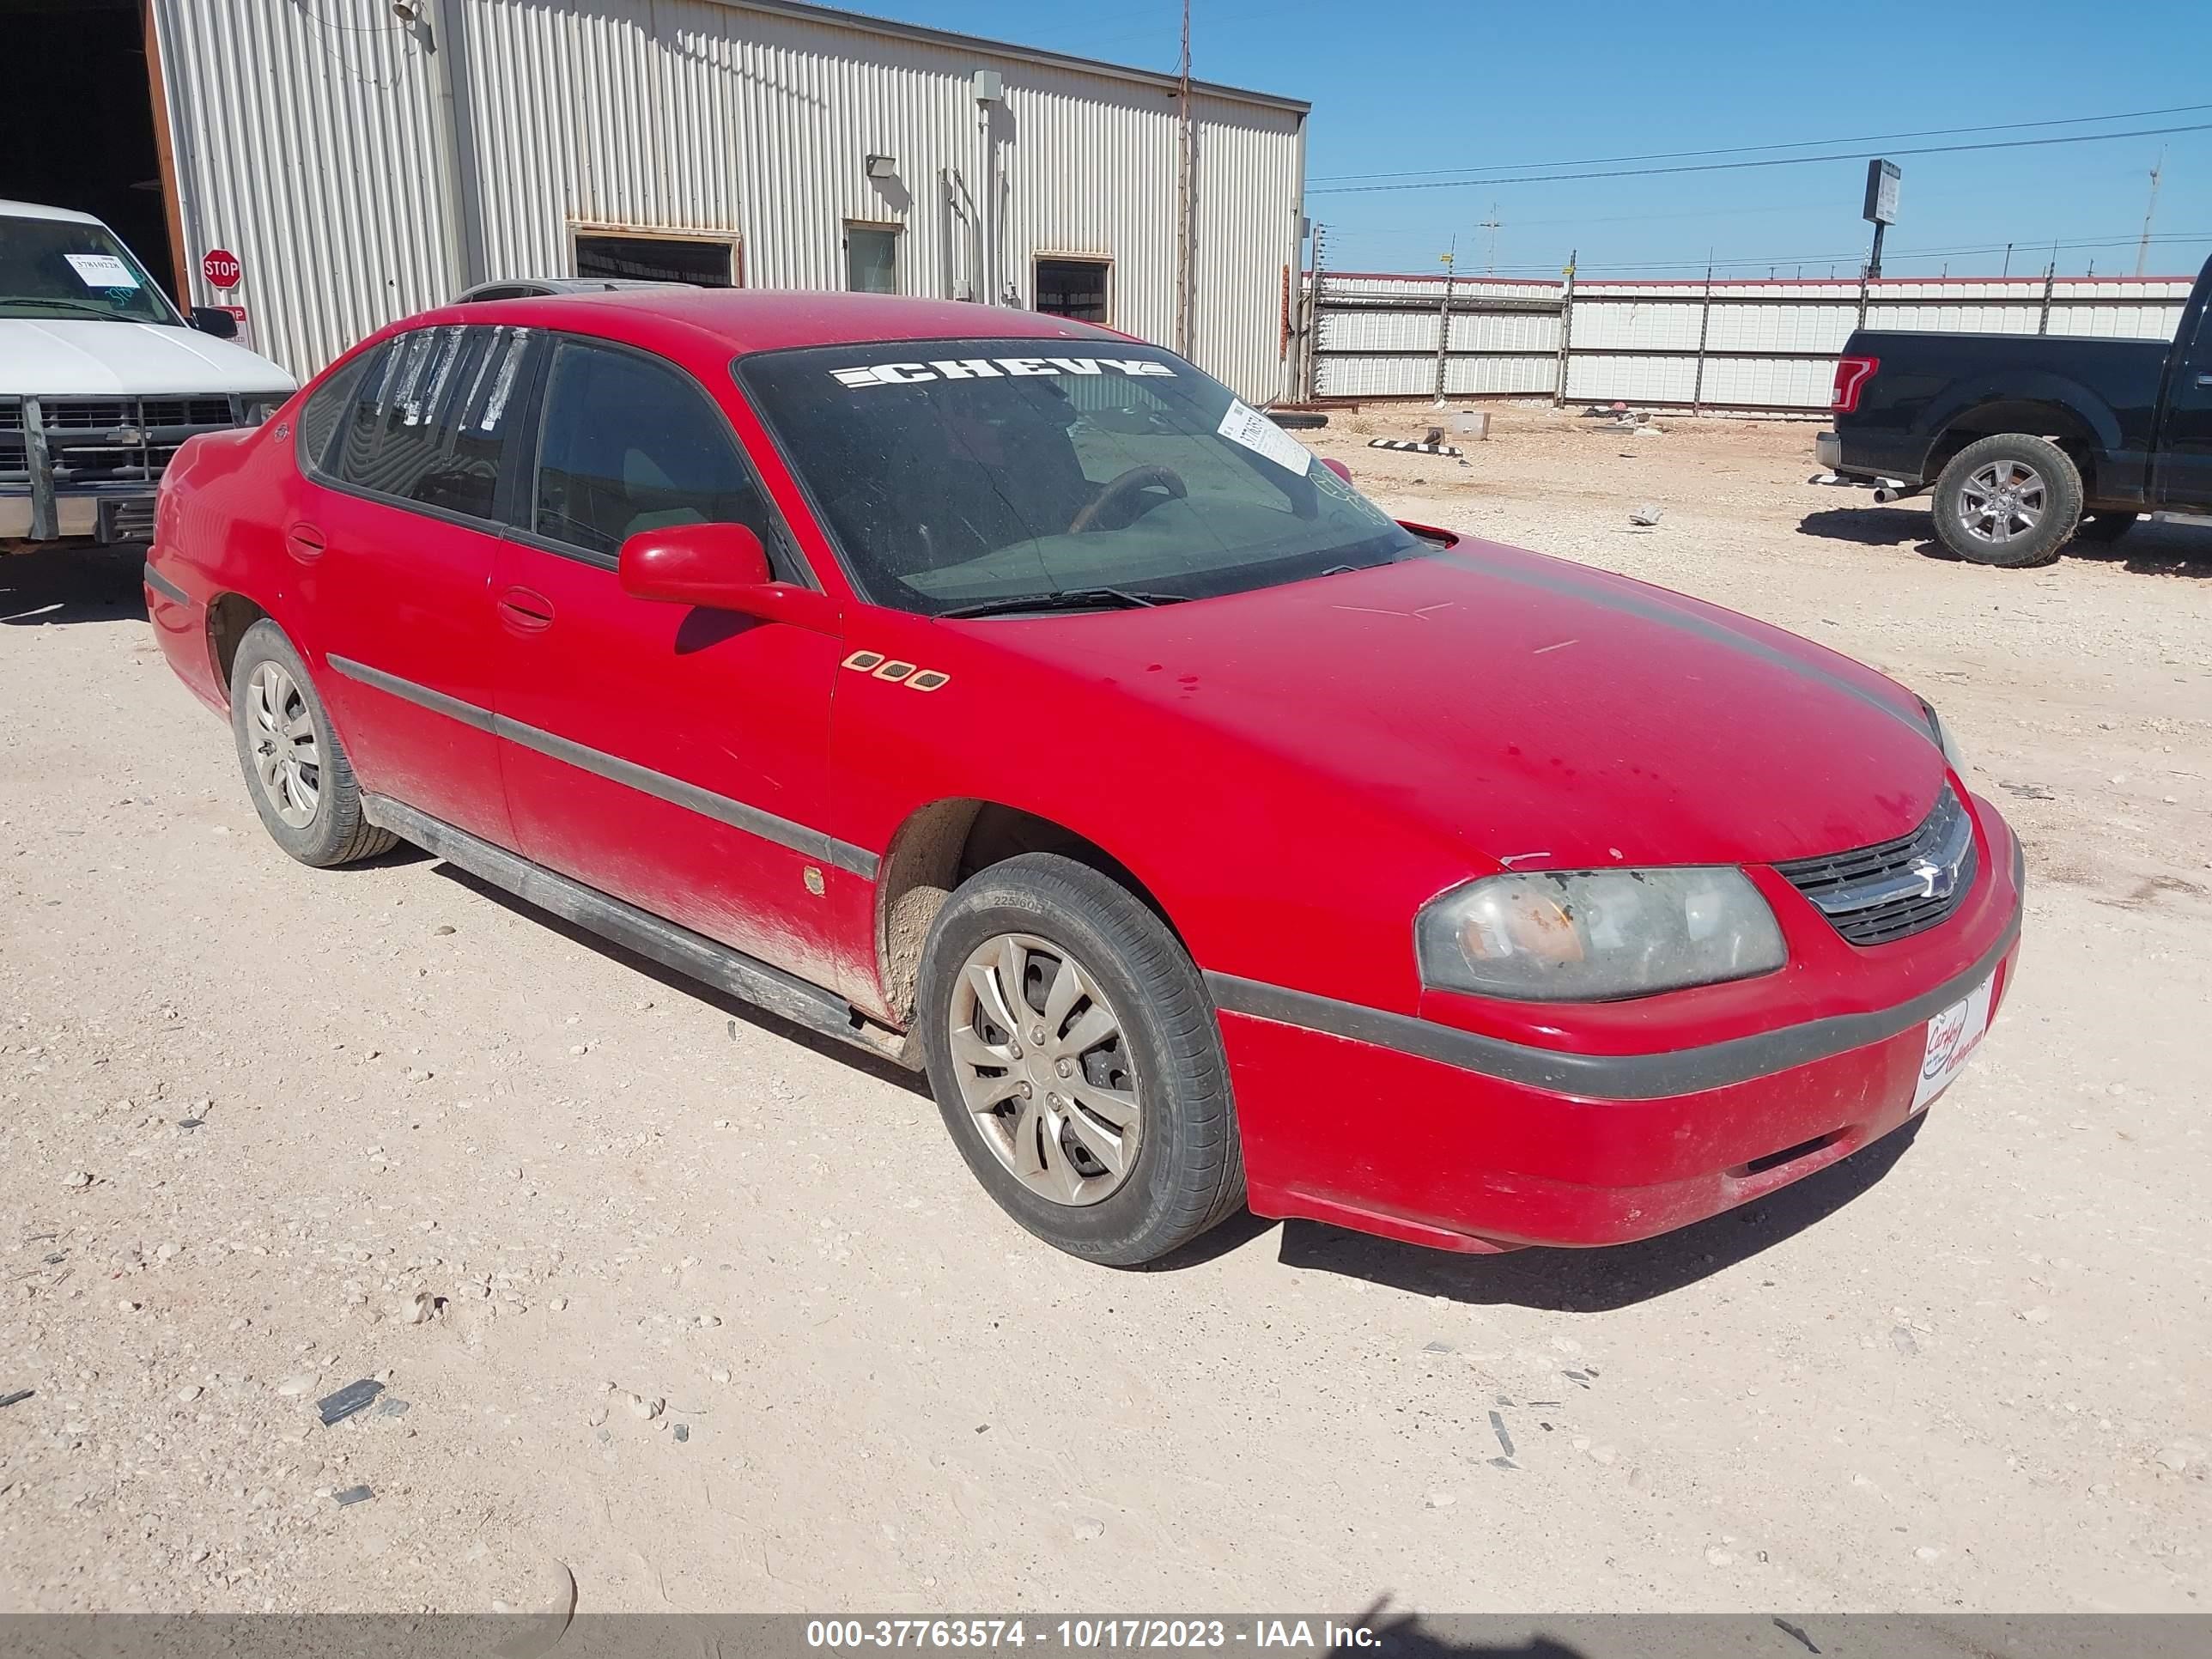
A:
[1909,851,1961,901]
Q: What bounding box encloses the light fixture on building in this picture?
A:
[864,155,897,179]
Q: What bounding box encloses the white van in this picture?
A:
[3,199,295,553]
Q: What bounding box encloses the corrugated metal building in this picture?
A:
[119,0,1306,398]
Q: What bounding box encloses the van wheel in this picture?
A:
[918,853,1243,1266]
[2075,511,2139,544]
[228,619,396,866]
[1930,434,2082,568]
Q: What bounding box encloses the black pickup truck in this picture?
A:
[1816,253,2212,567]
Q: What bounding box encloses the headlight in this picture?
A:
[1416,867,1786,1001]
[1918,697,1968,776]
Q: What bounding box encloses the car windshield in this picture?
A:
[737,339,1423,615]
[0,216,180,325]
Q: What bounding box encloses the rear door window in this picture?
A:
[331,324,533,520]
[529,337,777,563]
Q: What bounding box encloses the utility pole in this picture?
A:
[2135,150,2165,276]
[1479,201,1501,275]
[2002,242,2013,277]
[1172,0,1196,357]
[1433,238,1456,403]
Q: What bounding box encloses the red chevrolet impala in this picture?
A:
[145,290,2021,1266]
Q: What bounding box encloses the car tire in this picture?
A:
[918,852,1244,1266]
[2074,510,2139,544]
[1930,434,2082,568]
[228,618,396,867]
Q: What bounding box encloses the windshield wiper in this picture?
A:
[936,586,1190,619]
[4,297,129,320]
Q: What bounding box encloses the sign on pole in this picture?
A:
[202,248,241,291]
[1863,160,1900,226]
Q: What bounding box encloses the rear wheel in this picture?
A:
[918,853,1243,1266]
[2075,511,2139,544]
[228,619,395,866]
[1930,434,2082,568]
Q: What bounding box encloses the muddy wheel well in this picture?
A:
[872,800,1175,1027]
[1929,403,2100,501]
[206,594,268,701]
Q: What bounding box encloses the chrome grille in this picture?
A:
[1775,785,1977,946]
[0,394,251,490]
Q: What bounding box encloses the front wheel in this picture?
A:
[1930,434,2082,568]
[918,853,1243,1266]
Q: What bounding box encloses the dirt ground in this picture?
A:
[2,406,2206,1617]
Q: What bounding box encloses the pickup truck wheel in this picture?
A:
[1931,434,2081,568]
[228,619,397,867]
[919,852,1243,1266]
[2075,511,2139,544]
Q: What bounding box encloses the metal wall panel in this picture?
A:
[152,0,459,377]
[155,0,1304,398]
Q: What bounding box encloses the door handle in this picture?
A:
[497,586,555,632]
[283,521,326,562]
[2197,373,2212,388]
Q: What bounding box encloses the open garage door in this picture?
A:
[0,0,181,302]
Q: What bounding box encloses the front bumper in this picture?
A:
[1213,813,2025,1255]
[0,489,156,545]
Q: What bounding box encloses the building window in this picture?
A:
[845,225,900,295]
[574,234,734,287]
[1034,258,1111,323]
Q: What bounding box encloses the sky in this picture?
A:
[851,0,2212,282]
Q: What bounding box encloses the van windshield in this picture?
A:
[0,216,180,325]
[737,340,1421,616]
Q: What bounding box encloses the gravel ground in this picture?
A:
[1,405,2206,1615]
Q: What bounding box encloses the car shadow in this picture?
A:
[426,860,932,1097]
[1269,1115,1925,1310]
[0,545,149,625]
[1797,505,2210,576]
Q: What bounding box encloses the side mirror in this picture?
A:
[1320,457,1352,483]
[617,521,840,632]
[189,306,238,339]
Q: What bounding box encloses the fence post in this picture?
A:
[1433,264,1455,403]
[2038,262,2055,336]
[1691,264,1713,416]
[1552,251,1577,406]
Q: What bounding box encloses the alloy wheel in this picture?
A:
[1957,459,2046,547]
[244,660,322,828]
[946,932,1144,1206]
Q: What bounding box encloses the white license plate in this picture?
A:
[1912,973,1995,1113]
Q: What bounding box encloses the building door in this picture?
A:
[490,336,844,977]
[0,0,181,302]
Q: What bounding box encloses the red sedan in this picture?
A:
[144,290,2022,1266]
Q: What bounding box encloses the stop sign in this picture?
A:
[202,248,240,290]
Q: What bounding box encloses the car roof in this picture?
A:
[0,199,104,225]
[401,289,1131,358]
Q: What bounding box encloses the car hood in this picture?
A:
[961,538,1946,871]
[0,319,295,397]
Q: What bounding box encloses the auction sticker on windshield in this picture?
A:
[1912,973,1995,1113]
[64,253,138,289]
[1218,398,1312,475]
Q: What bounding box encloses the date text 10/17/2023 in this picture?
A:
[805,1620,1383,1650]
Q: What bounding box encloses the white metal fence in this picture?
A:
[1303,270,2194,413]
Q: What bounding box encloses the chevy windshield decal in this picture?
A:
[830,356,1176,388]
